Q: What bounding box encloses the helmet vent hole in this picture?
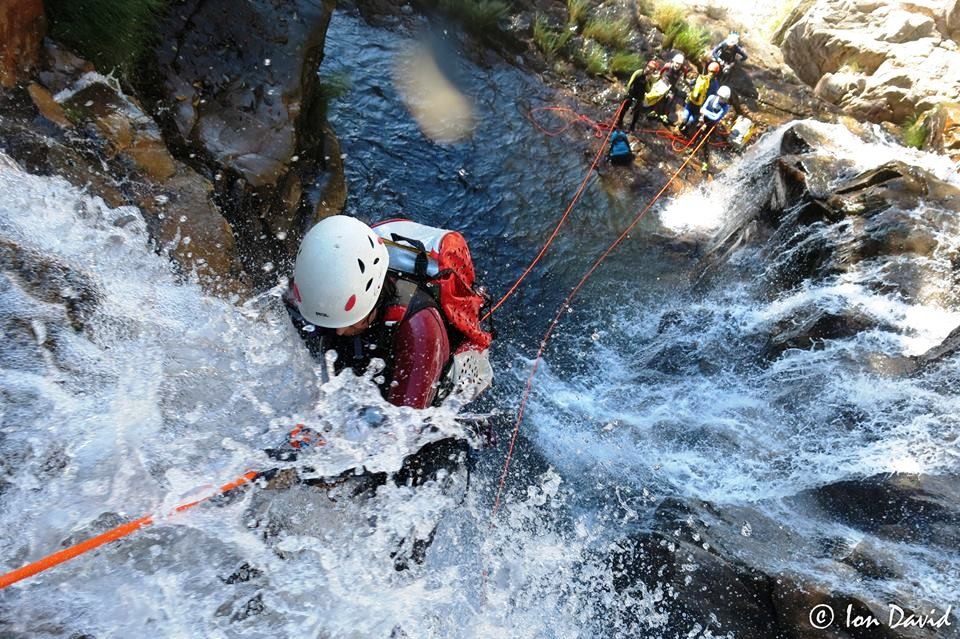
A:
[365,278,374,291]
[368,236,375,248]
[358,258,366,273]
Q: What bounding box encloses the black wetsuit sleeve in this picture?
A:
[283,289,328,360]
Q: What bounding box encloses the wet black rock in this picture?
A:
[764,307,884,359]
[0,237,99,331]
[701,123,960,306]
[608,495,948,639]
[145,0,337,282]
[794,473,960,551]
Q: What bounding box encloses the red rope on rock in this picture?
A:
[490,124,719,519]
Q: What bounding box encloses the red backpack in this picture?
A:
[371,219,493,354]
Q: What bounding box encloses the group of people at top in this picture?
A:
[615,32,747,136]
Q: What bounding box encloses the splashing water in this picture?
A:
[2,6,959,633]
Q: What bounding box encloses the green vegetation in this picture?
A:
[671,23,710,61]
[533,16,572,60]
[582,17,632,50]
[436,0,510,33]
[902,112,929,150]
[536,3,645,79]
[45,0,171,74]
[609,51,645,75]
[651,2,686,32]
[661,20,684,49]
[567,0,591,27]
[577,41,608,76]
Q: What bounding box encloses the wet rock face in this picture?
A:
[697,122,960,365]
[154,0,332,184]
[610,501,780,638]
[148,0,336,277]
[606,498,937,639]
[2,66,248,296]
[746,125,960,306]
[0,0,45,88]
[779,0,960,123]
[797,474,960,551]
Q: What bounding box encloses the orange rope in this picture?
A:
[0,470,259,589]
[480,101,626,323]
[491,125,718,518]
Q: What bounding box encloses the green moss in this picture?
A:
[903,112,929,149]
[45,0,171,74]
[582,17,632,50]
[610,51,645,76]
[533,15,572,60]
[567,0,591,27]
[577,41,608,76]
[651,2,686,32]
[671,23,710,61]
[436,0,510,33]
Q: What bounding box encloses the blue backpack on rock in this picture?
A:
[608,130,634,165]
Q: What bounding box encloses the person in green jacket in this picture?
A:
[616,59,660,131]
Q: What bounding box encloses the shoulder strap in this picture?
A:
[382,235,430,279]
[386,276,440,326]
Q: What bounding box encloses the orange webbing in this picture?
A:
[0,470,259,589]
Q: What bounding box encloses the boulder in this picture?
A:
[764,308,883,359]
[794,474,960,551]
[45,75,247,294]
[147,0,337,274]
[780,0,960,123]
[0,0,45,88]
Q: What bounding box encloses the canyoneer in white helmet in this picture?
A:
[285,214,493,410]
[645,52,688,124]
[711,32,748,73]
[696,85,734,170]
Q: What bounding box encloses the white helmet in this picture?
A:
[725,33,740,46]
[672,53,685,65]
[292,215,389,329]
[717,85,732,100]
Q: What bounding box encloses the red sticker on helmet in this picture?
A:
[344,294,357,312]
